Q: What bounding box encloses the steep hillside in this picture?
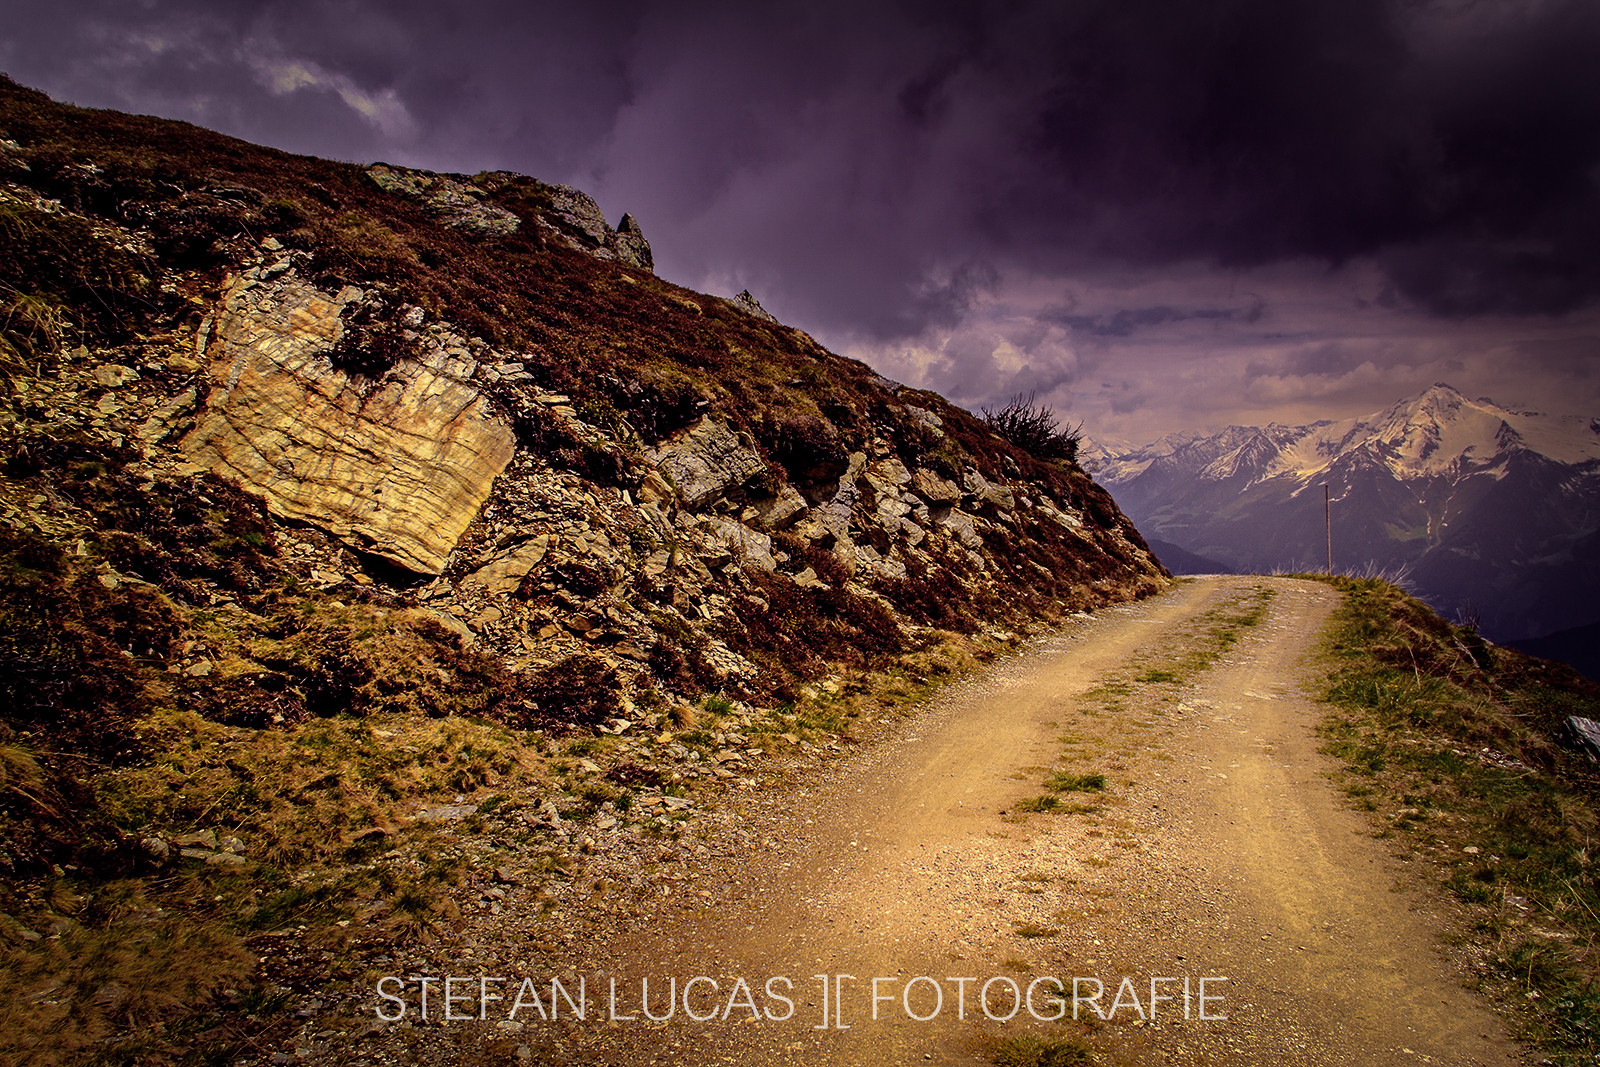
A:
[0,72,1164,721]
[1091,383,1600,642]
[0,77,1163,1062]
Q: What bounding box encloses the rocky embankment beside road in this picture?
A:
[0,75,1166,1066]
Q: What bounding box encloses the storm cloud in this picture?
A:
[4,0,1597,441]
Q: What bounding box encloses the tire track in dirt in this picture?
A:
[567,577,1521,1066]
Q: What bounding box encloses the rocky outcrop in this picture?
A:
[180,263,516,574]
[75,226,1163,692]
[911,467,961,504]
[0,72,1166,721]
[745,484,807,530]
[366,164,521,236]
[546,184,612,248]
[731,289,779,323]
[540,186,655,272]
[365,163,655,273]
[5,206,1161,713]
[646,417,767,508]
[463,535,552,595]
[614,213,653,271]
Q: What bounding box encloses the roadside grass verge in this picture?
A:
[1308,575,1600,1065]
[0,563,1053,1065]
[0,703,550,1067]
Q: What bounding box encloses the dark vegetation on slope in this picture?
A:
[0,71,1155,670]
[1313,576,1600,1065]
[982,391,1082,462]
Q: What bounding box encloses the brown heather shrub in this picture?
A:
[509,398,637,488]
[183,671,311,731]
[647,638,710,698]
[0,527,172,760]
[244,605,521,723]
[980,391,1082,461]
[744,569,903,670]
[759,410,849,489]
[646,611,721,696]
[772,531,851,587]
[873,559,978,633]
[0,525,179,874]
[328,292,413,378]
[0,196,154,343]
[605,760,664,788]
[601,368,704,443]
[523,653,622,728]
[6,433,283,602]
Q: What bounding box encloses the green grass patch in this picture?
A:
[1077,586,1275,712]
[1043,586,1275,794]
[1045,771,1106,793]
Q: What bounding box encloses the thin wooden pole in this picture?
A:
[1325,483,1332,574]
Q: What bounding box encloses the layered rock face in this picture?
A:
[646,418,766,509]
[181,266,515,574]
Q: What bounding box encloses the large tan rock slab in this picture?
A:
[182,271,515,574]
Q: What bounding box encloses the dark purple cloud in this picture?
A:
[1049,303,1266,339]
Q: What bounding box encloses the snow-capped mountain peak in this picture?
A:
[1253,383,1600,486]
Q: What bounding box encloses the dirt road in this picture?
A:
[563,576,1522,1065]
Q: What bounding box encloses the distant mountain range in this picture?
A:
[1086,384,1600,644]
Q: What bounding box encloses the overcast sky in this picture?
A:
[5,0,1598,445]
